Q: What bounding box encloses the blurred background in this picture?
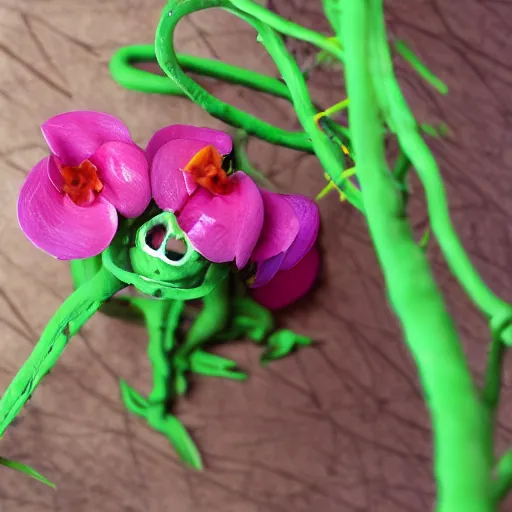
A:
[1,0,512,510]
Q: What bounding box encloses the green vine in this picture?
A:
[0,0,510,507]
[152,0,512,508]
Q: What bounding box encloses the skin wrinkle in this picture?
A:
[0,42,71,99]
[0,0,510,510]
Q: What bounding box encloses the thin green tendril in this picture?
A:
[394,39,448,95]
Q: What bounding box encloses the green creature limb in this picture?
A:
[118,297,204,469]
[229,296,275,343]
[70,257,144,324]
[121,375,202,469]
[221,292,312,364]
[172,277,248,393]
[116,296,179,412]
[260,330,313,365]
[175,277,231,359]
[0,267,126,437]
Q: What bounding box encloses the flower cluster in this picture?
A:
[18,111,320,309]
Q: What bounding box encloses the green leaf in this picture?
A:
[0,457,55,488]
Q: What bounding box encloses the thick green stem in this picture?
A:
[175,277,231,359]
[0,267,125,436]
[342,2,492,511]
[366,0,511,335]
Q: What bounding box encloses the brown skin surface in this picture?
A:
[0,0,511,510]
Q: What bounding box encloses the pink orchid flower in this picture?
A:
[247,189,320,310]
[148,124,264,268]
[250,245,320,310]
[148,124,321,308]
[249,190,320,288]
[17,111,151,260]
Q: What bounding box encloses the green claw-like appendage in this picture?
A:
[119,379,202,470]
[190,351,248,381]
[260,329,313,365]
[231,296,275,342]
[172,350,248,397]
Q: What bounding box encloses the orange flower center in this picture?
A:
[60,160,103,205]
[184,145,233,195]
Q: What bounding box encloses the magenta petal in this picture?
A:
[178,172,263,267]
[151,139,215,212]
[183,172,198,195]
[280,195,320,271]
[251,245,320,310]
[17,156,118,260]
[47,157,65,191]
[146,125,233,166]
[252,252,285,288]
[89,141,150,218]
[42,111,132,166]
[251,190,300,262]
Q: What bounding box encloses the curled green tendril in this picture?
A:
[155,1,314,153]
[155,0,363,210]
[110,44,293,102]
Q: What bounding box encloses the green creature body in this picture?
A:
[0,206,310,470]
